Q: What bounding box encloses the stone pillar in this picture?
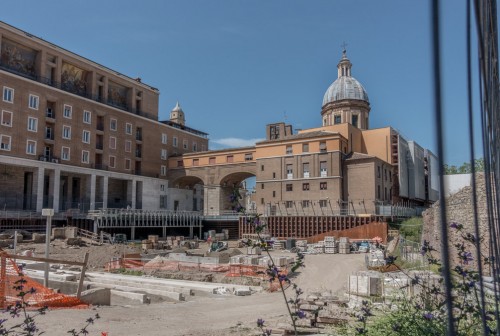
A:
[130,227,135,241]
[36,167,45,212]
[131,180,137,209]
[55,56,62,84]
[203,185,221,216]
[89,174,96,211]
[52,169,60,212]
[102,176,109,209]
[127,179,137,208]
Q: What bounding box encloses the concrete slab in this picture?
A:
[111,290,149,304]
[88,281,184,301]
[80,287,110,305]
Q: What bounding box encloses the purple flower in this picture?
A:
[423,312,434,320]
[257,318,265,328]
[296,310,306,319]
[450,222,459,229]
[462,251,474,265]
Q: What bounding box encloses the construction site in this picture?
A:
[0,209,406,336]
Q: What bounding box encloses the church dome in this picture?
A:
[322,50,369,106]
[322,76,369,106]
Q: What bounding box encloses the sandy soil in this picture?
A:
[15,252,366,336]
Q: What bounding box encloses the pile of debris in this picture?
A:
[269,291,351,335]
[141,235,200,250]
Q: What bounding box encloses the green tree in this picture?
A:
[444,158,484,174]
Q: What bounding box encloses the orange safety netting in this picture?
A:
[0,255,88,309]
[225,264,289,292]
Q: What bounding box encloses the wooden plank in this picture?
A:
[1,253,86,267]
[76,252,89,299]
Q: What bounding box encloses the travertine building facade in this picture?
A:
[0,21,208,212]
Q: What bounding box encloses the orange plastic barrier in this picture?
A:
[0,255,88,309]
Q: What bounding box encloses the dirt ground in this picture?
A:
[6,242,367,335]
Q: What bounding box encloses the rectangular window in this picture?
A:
[26,140,36,155]
[161,133,167,144]
[286,184,293,192]
[319,142,327,152]
[160,184,165,192]
[272,191,276,197]
[302,200,310,208]
[0,135,11,151]
[384,168,387,180]
[245,153,253,161]
[173,136,178,147]
[82,130,91,144]
[377,166,381,178]
[303,162,310,178]
[2,87,13,103]
[209,157,216,164]
[183,140,188,149]
[302,143,309,152]
[334,115,341,124]
[110,118,117,131]
[83,110,91,124]
[125,158,131,170]
[320,182,327,190]
[286,164,293,179]
[125,140,131,152]
[28,94,39,110]
[1,110,13,127]
[109,136,116,149]
[61,146,70,161]
[261,198,264,205]
[62,125,71,139]
[161,149,167,160]
[81,150,90,163]
[319,200,328,208]
[125,123,132,135]
[63,104,72,118]
[261,183,264,189]
[109,155,116,168]
[302,183,310,191]
[161,165,167,176]
[193,158,199,166]
[273,172,276,179]
[285,201,293,209]
[227,155,234,163]
[378,185,381,199]
[27,117,38,132]
[352,114,359,127]
[320,161,327,177]
[193,143,197,151]
[286,145,292,154]
[201,144,206,151]
[177,160,184,167]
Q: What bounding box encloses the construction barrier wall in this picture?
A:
[239,216,387,242]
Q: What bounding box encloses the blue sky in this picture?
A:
[1,0,487,165]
